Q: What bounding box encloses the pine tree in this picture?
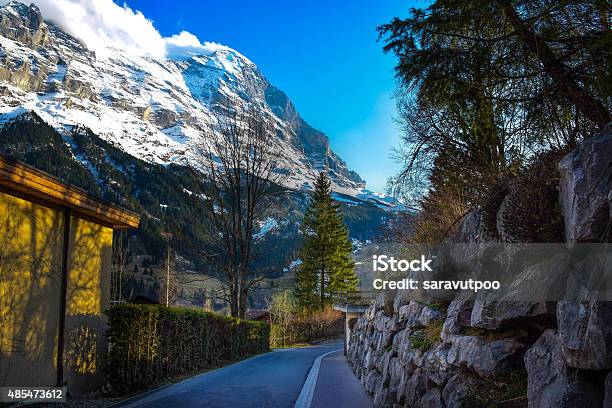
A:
[294,172,358,309]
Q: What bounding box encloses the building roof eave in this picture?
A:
[0,154,140,229]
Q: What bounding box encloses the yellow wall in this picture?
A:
[0,190,113,394]
[65,216,112,393]
[0,191,63,387]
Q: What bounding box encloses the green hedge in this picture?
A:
[106,305,269,394]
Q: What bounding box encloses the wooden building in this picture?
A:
[0,155,139,394]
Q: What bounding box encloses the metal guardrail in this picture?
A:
[332,290,378,309]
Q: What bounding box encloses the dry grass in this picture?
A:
[499,148,569,243]
[410,319,445,351]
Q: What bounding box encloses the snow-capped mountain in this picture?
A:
[0,2,410,303]
[0,1,369,194]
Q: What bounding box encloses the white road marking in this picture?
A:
[293,349,341,408]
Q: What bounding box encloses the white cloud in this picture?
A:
[0,0,219,59]
[165,31,228,58]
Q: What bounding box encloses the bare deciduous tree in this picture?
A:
[111,230,129,303]
[159,240,177,307]
[188,102,286,318]
[267,291,295,348]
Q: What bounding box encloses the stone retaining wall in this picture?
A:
[347,124,612,408]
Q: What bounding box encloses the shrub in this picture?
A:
[409,330,432,351]
[459,369,528,407]
[498,148,569,243]
[295,307,344,342]
[268,291,298,348]
[269,303,343,348]
[406,147,496,244]
[106,304,269,395]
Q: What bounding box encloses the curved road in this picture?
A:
[120,343,348,408]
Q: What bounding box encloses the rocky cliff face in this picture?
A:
[0,2,366,194]
[347,124,612,407]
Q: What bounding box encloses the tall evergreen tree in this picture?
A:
[379,0,611,208]
[294,172,358,309]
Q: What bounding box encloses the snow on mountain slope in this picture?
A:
[0,2,402,208]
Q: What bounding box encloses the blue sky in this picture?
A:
[123,0,418,192]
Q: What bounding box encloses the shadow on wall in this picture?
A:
[65,216,112,393]
[0,192,112,394]
[0,194,63,387]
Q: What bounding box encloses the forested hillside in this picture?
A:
[0,112,395,284]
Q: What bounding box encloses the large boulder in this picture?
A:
[559,123,612,243]
[386,357,404,390]
[450,210,483,243]
[398,301,424,327]
[446,335,525,376]
[378,350,396,383]
[524,329,604,407]
[442,374,481,408]
[496,195,513,242]
[396,360,414,405]
[524,330,566,407]
[364,370,381,395]
[419,388,444,408]
[557,301,612,370]
[373,374,396,408]
[493,253,572,305]
[420,343,455,386]
[470,300,556,331]
[403,368,430,407]
[441,300,472,342]
[419,306,445,327]
[394,329,410,364]
[394,288,413,313]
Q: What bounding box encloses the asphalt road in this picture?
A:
[120,343,344,408]
[311,350,372,408]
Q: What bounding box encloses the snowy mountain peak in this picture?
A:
[3,1,39,18]
[0,2,371,195]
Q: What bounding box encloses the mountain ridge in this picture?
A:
[0,1,406,306]
[0,1,376,196]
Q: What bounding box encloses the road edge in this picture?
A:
[110,350,277,407]
[293,349,341,408]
